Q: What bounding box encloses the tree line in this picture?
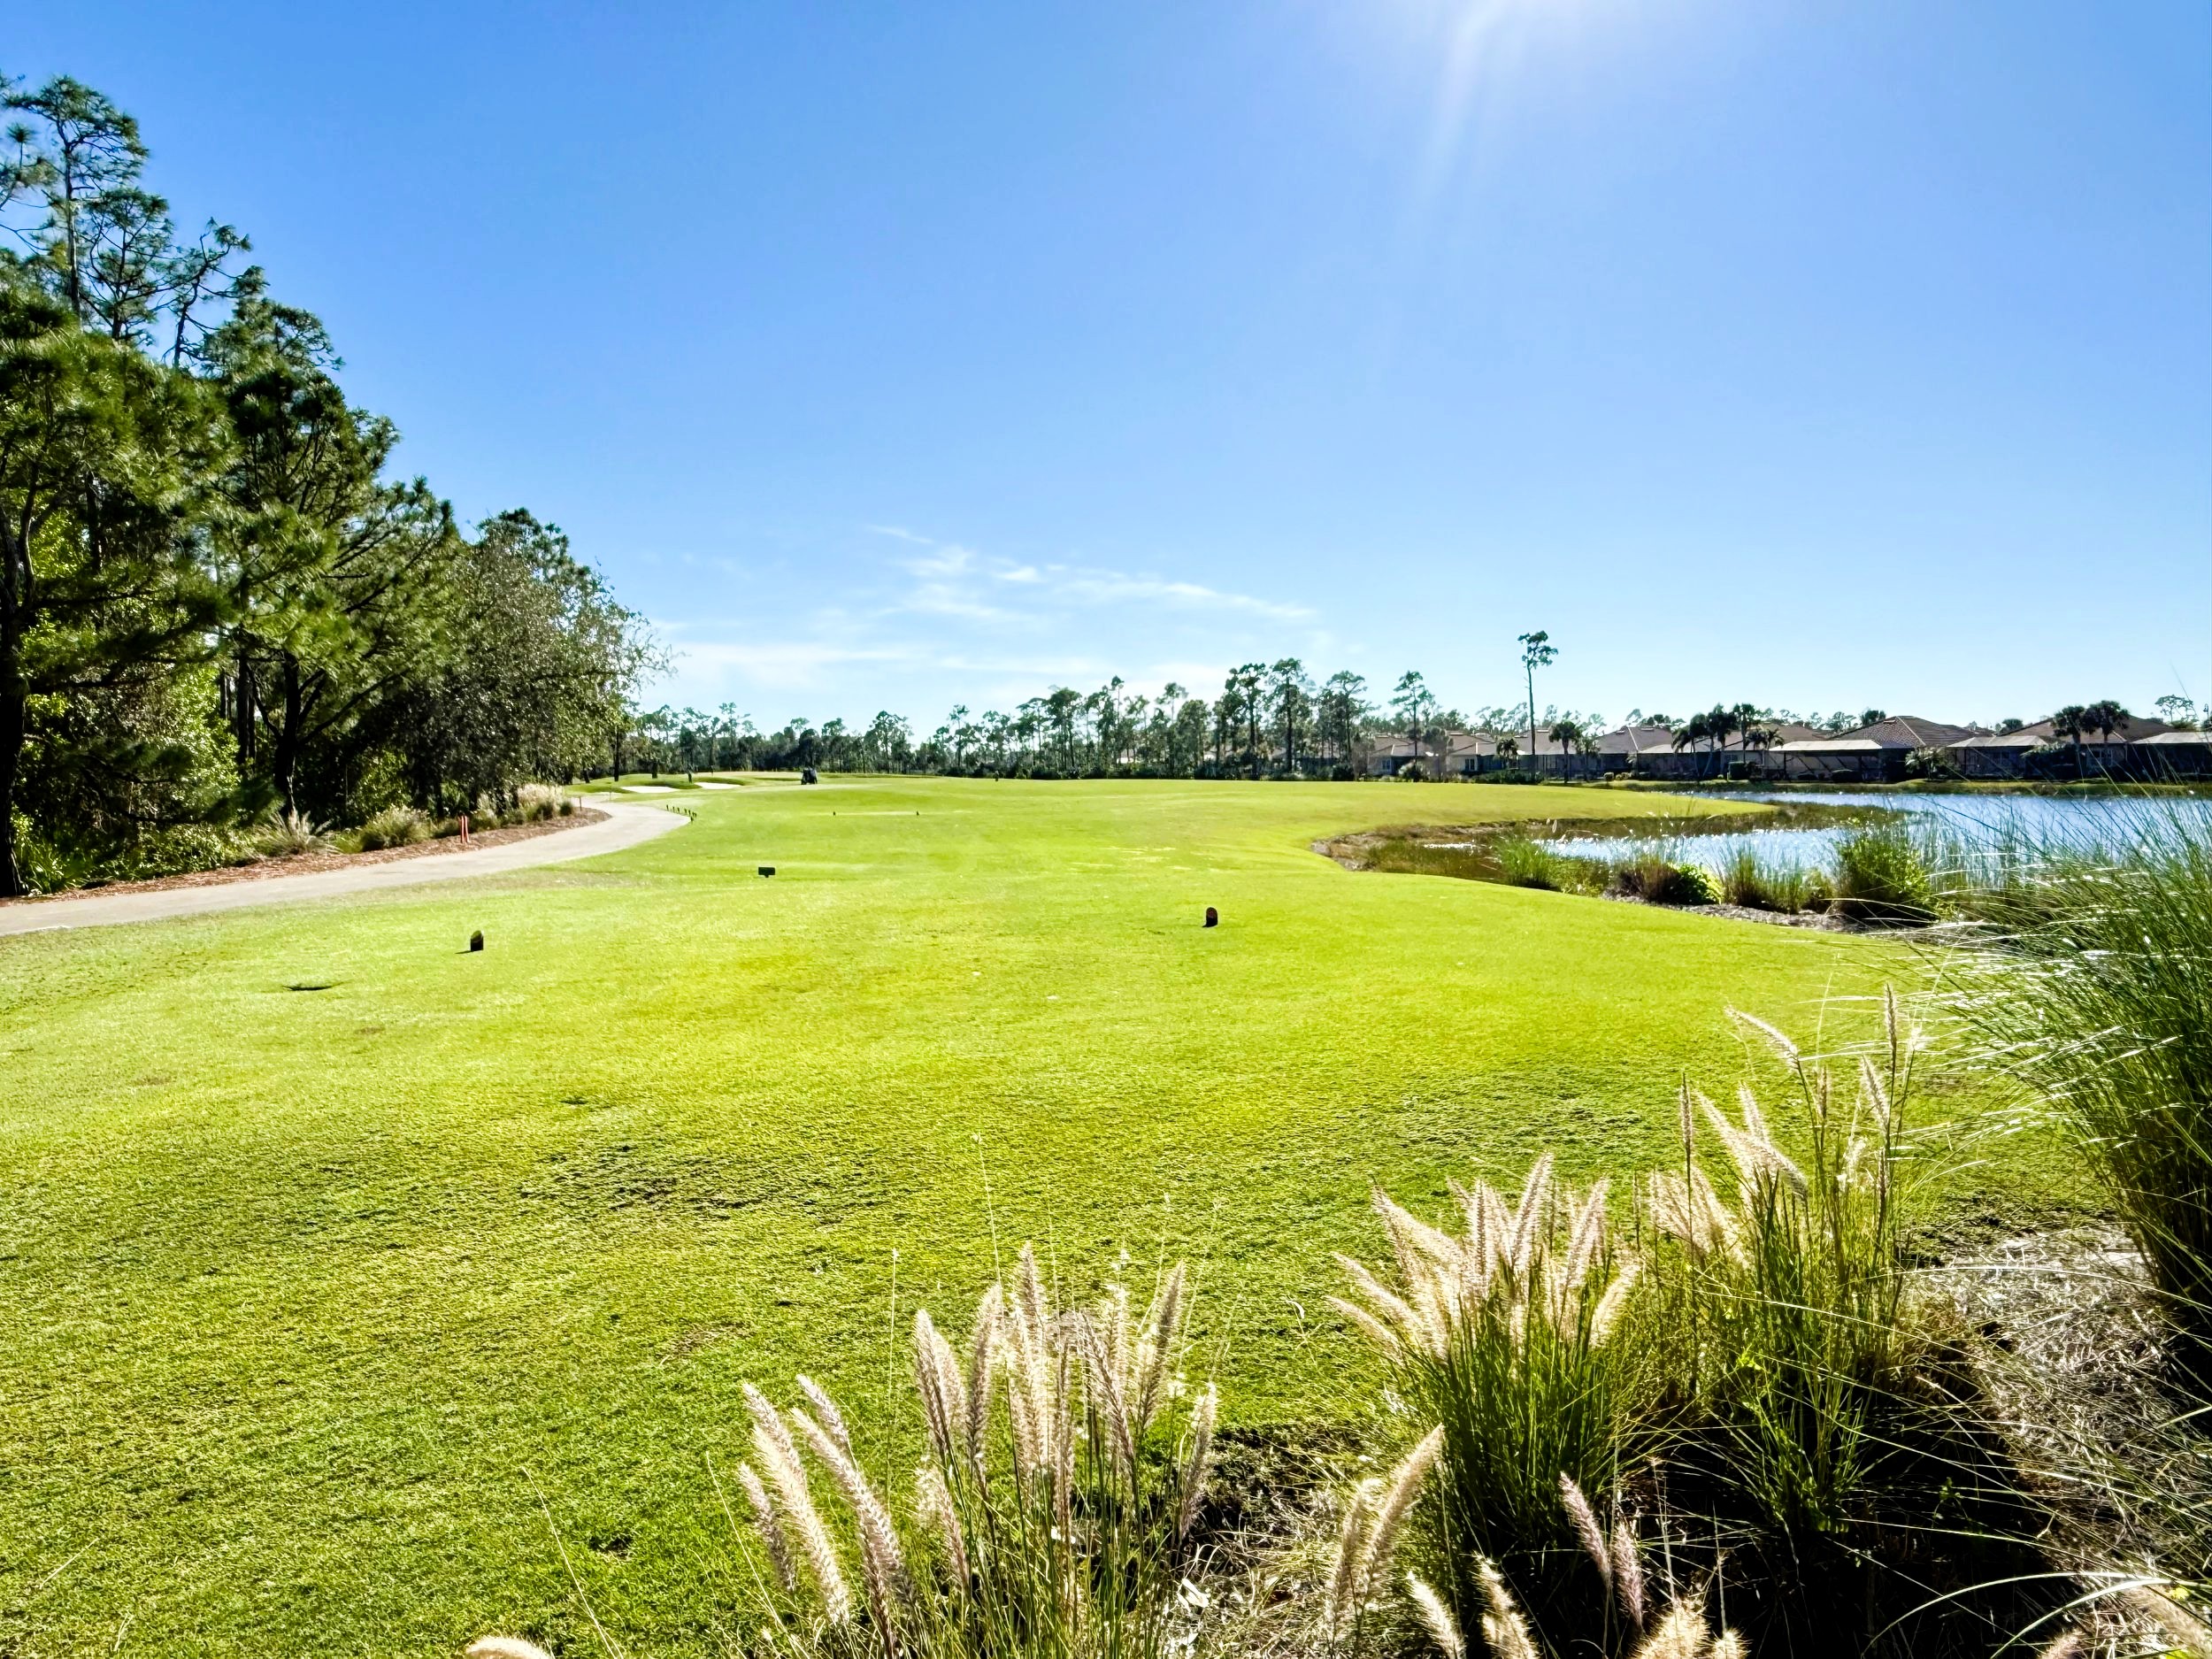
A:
[617,662,1588,780]
[618,677,2187,785]
[0,74,654,895]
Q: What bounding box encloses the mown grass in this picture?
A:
[0,779,2081,1654]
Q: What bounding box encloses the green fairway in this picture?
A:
[0,780,2076,1655]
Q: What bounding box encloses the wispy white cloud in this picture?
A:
[867,526,1311,626]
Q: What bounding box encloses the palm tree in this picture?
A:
[1741,719,1779,775]
[1548,717,1585,778]
[2080,698,2131,777]
[1518,631,1556,772]
[2050,703,2089,775]
[1672,712,1710,774]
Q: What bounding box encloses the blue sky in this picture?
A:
[16,1,2210,731]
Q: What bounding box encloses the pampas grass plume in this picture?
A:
[1405,1572,1465,1659]
[1477,1560,1541,1659]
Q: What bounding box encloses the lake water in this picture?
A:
[1532,792,2212,876]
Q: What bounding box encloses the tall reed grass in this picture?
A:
[1718,849,1814,914]
[1644,996,1917,1540]
[1952,807,2212,1352]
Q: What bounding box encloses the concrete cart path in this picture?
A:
[0,803,687,937]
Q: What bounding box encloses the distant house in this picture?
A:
[1586,721,1819,780]
[2134,729,2212,778]
[1369,731,1500,778]
[1772,716,1978,782]
[1941,714,2179,780]
[1945,727,2051,779]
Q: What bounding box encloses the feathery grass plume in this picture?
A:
[1133,1262,1185,1430]
[466,1641,555,1659]
[1406,1572,1466,1659]
[1477,1560,1542,1659]
[1505,1154,1555,1282]
[744,1382,851,1622]
[1609,1515,1645,1634]
[1632,1602,1712,1659]
[1353,1426,1444,1613]
[793,1400,910,1625]
[1727,1005,1801,1068]
[1560,1474,1609,1594]
[1177,1382,1217,1540]
[798,1375,854,1457]
[2032,1633,2082,1659]
[1340,1158,1642,1642]
[1076,1309,1140,1478]
[913,1463,970,1586]
[1325,1479,1380,1640]
[964,1283,1000,1464]
[1708,1635,1745,1659]
[914,1309,964,1468]
[739,1461,799,1594]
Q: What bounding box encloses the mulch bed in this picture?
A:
[0,807,610,907]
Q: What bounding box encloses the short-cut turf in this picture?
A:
[0,779,2079,1654]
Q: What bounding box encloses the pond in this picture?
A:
[1533,792,2212,877]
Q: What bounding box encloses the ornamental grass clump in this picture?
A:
[357,803,433,850]
[726,1244,1218,1659]
[1826,825,1936,925]
[1718,850,1812,915]
[1643,995,1916,1541]
[1333,1157,1643,1642]
[514,781,573,821]
[248,808,331,858]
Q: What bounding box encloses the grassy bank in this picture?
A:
[0,780,2080,1654]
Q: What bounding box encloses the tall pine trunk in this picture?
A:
[269,655,305,818]
[0,537,24,897]
[0,618,23,897]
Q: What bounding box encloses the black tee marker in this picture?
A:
[1203,907,1218,928]
[469,930,484,952]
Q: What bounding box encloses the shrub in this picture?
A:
[1398,762,1429,782]
[1609,854,1721,906]
[357,804,432,850]
[514,782,570,821]
[248,810,332,859]
[1333,1158,1644,1643]
[1827,825,1935,924]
